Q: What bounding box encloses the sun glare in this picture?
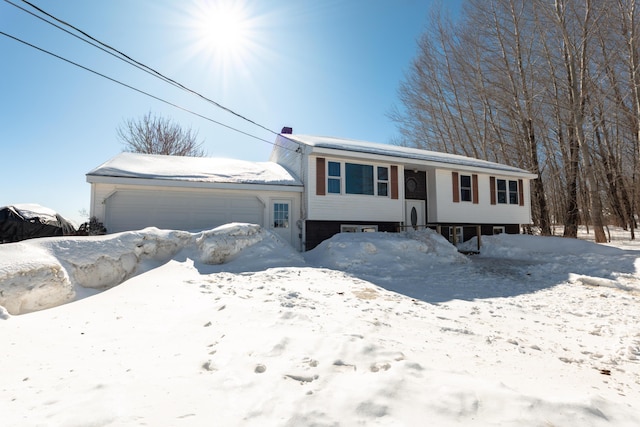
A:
[197,3,249,55]
[188,0,259,72]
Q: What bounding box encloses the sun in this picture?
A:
[187,0,258,70]
[195,2,250,56]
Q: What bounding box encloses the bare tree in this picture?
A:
[393,0,640,240]
[117,111,205,157]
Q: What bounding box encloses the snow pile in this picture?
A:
[0,242,73,314]
[1,225,640,426]
[193,223,305,272]
[305,228,466,272]
[0,224,300,314]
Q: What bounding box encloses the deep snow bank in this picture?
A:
[462,233,627,259]
[0,224,301,315]
[304,228,467,272]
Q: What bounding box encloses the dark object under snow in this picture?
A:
[0,205,76,243]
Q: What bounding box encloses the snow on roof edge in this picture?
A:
[86,152,302,186]
[282,134,536,176]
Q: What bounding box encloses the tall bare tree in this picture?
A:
[394,0,639,240]
[117,111,205,157]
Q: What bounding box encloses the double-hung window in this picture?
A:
[327,161,341,194]
[460,174,472,202]
[452,172,477,204]
[377,166,389,197]
[496,179,519,205]
[508,180,519,204]
[497,179,507,204]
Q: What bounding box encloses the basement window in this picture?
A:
[341,224,378,233]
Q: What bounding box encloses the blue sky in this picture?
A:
[0,0,461,224]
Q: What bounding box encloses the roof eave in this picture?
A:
[86,175,304,192]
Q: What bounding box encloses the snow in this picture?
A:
[1,225,639,426]
[11,203,60,222]
[86,152,302,186]
[283,134,536,176]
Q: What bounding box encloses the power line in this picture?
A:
[4,0,179,92]
[6,0,278,137]
[0,30,277,147]
[2,0,303,153]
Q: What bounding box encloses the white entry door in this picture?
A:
[405,200,426,230]
[271,199,292,244]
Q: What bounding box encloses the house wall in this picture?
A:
[432,169,532,225]
[269,135,305,179]
[90,182,303,249]
[306,155,404,222]
[304,220,400,251]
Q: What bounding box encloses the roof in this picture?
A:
[87,152,302,186]
[282,134,536,176]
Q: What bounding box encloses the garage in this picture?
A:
[87,152,303,248]
[104,189,265,233]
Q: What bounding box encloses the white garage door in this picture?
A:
[105,189,264,232]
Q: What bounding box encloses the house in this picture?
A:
[87,131,537,251]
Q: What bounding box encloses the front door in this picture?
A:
[405,200,426,230]
[271,199,292,244]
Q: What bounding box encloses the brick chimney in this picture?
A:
[281,126,293,134]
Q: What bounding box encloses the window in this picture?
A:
[328,161,341,194]
[509,180,519,204]
[345,163,374,195]
[453,172,478,203]
[460,175,472,202]
[341,224,378,233]
[273,203,289,228]
[496,179,519,205]
[449,226,463,245]
[497,179,507,204]
[377,166,389,197]
[324,161,393,197]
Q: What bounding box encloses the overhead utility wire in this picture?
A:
[4,0,179,91]
[10,0,278,137]
[0,30,277,146]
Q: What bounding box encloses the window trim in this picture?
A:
[327,161,342,194]
[453,172,478,203]
[377,166,389,197]
[321,160,396,197]
[272,201,290,229]
[448,226,463,245]
[492,177,521,206]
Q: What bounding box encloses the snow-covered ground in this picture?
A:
[1,224,639,426]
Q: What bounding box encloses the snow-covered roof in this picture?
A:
[86,152,302,186]
[282,134,535,176]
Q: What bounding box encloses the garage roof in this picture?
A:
[87,152,302,186]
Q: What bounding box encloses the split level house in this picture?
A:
[87,130,537,251]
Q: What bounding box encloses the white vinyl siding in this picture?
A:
[433,169,531,224]
[90,183,302,250]
[307,157,403,222]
